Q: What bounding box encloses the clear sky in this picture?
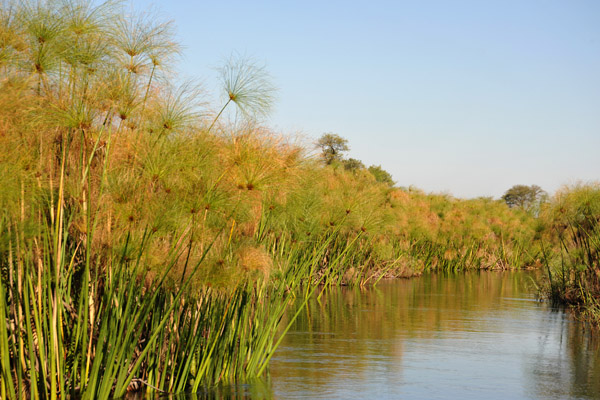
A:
[131,0,599,199]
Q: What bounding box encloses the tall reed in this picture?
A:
[538,183,600,323]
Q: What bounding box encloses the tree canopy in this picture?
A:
[343,158,365,172]
[368,165,395,187]
[316,133,349,165]
[501,184,547,212]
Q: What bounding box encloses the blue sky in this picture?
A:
[131,0,599,198]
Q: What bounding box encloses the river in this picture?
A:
[183,270,600,399]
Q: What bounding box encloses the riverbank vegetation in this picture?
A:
[536,183,600,324]
[0,0,598,397]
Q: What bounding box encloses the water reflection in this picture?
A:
[148,381,272,400]
[170,272,598,399]
[269,271,600,399]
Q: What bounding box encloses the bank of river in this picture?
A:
[181,270,599,399]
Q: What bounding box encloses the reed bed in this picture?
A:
[0,220,305,398]
[537,183,600,324]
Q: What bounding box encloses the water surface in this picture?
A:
[175,271,600,399]
[266,271,600,399]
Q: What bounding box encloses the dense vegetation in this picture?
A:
[0,0,598,398]
[536,184,600,323]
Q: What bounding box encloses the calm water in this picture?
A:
[181,271,600,399]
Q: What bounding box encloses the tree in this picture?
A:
[316,133,349,165]
[342,158,365,172]
[502,184,547,212]
[368,165,395,186]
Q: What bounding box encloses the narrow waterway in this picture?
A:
[267,270,600,399]
[179,270,600,399]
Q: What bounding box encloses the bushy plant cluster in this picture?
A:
[537,183,600,323]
